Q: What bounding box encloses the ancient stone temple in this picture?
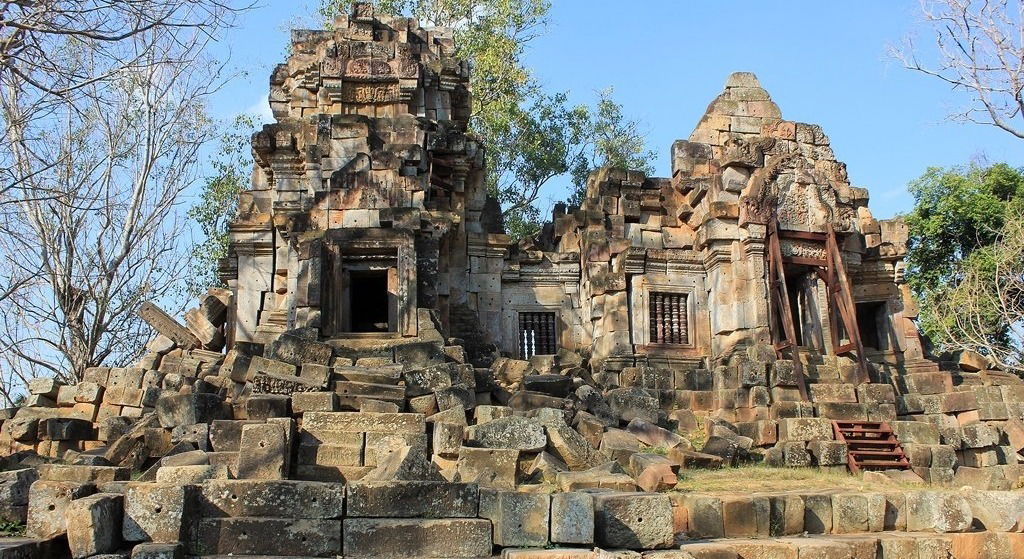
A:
[219,5,922,387]
[4,4,1024,559]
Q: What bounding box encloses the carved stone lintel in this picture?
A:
[138,302,200,350]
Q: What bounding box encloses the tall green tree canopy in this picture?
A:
[905,162,1024,347]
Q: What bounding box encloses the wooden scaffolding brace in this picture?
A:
[766,217,871,402]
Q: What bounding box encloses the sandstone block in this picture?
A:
[346,480,477,518]
[551,492,594,545]
[302,411,425,436]
[456,447,518,490]
[593,492,674,549]
[236,423,287,479]
[267,333,333,366]
[778,418,833,442]
[768,493,804,536]
[480,490,550,547]
[905,491,972,532]
[465,416,546,451]
[131,543,184,559]
[66,493,122,558]
[155,465,228,484]
[802,493,833,534]
[342,518,492,558]
[721,495,769,537]
[192,517,341,556]
[123,483,194,542]
[198,480,344,518]
[37,464,128,483]
[26,480,95,539]
[154,393,226,428]
[545,420,608,471]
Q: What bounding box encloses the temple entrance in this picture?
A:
[856,301,889,350]
[784,266,826,352]
[349,270,390,332]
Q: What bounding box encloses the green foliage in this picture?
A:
[187,114,258,298]
[0,520,25,537]
[318,0,653,240]
[565,87,657,209]
[904,162,1024,346]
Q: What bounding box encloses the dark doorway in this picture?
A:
[349,270,390,332]
[856,301,887,350]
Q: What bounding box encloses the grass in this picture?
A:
[672,464,926,494]
[0,521,25,538]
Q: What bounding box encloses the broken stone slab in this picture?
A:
[123,483,196,543]
[667,447,724,470]
[66,492,123,558]
[545,419,608,471]
[593,492,674,549]
[198,480,345,519]
[525,451,568,484]
[191,517,341,556]
[555,468,638,492]
[625,418,688,450]
[342,518,492,558]
[138,302,200,349]
[0,468,38,522]
[362,444,445,482]
[346,480,478,518]
[479,489,550,547]
[26,480,96,539]
[629,453,678,492]
[465,416,546,451]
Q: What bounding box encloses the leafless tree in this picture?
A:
[896,0,1024,138]
[930,212,1024,374]
[0,2,246,398]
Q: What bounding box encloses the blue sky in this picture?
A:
[208,0,1021,219]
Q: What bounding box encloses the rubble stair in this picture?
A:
[832,420,910,474]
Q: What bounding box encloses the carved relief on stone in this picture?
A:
[720,135,774,168]
[780,239,826,260]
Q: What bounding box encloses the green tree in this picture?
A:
[187,114,258,298]
[904,162,1024,347]
[566,87,657,209]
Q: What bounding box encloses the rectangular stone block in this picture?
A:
[778,418,834,442]
[66,493,122,558]
[342,518,492,558]
[192,517,341,556]
[123,483,195,543]
[302,412,425,438]
[479,490,550,547]
[236,423,286,479]
[721,495,769,537]
[551,492,594,545]
[593,492,674,549]
[198,480,344,518]
[346,481,477,518]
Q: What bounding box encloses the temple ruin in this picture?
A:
[2,4,1024,558]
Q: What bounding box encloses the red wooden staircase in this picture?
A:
[832,420,911,474]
